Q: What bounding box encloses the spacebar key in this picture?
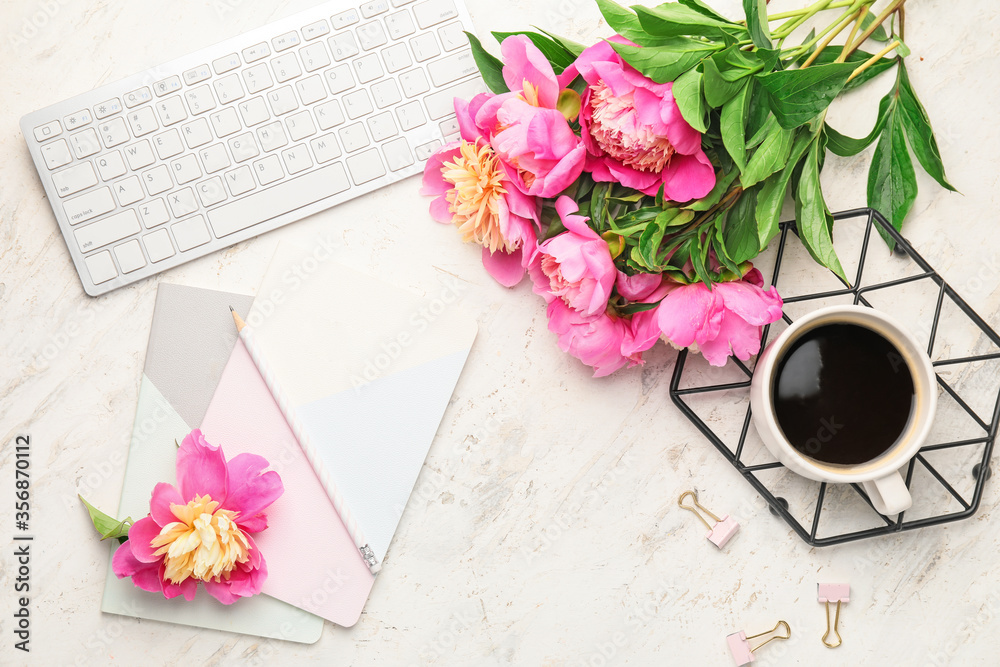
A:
[208,163,351,238]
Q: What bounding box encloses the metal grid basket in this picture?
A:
[669,208,1000,546]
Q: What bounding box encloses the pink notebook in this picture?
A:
[200,340,375,626]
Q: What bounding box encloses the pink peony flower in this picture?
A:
[654,268,783,366]
[565,38,716,200]
[471,36,586,198]
[421,98,541,287]
[545,296,642,377]
[529,196,616,317]
[112,430,282,605]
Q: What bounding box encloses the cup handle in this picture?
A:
[861,471,912,515]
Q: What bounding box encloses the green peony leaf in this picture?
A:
[742,0,772,49]
[611,39,720,84]
[465,32,509,94]
[491,31,578,72]
[868,103,918,250]
[795,137,846,281]
[79,495,133,544]
[721,81,751,171]
[824,92,892,157]
[757,61,855,129]
[672,68,708,132]
[897,62,957,192]
[741,117,794,188]
[633,2,740,38]
[723,187,760,264]
[755,131,813,249]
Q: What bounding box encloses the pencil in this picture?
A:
[229,306,381,574]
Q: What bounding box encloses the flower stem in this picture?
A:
[779,0,868,60]
[842,0,906,60]
[846,39,901,82]
[767,0,854,21]
[773,0,836,39]
[682,187,744,236]
[835,5,867,62]
[801,6,863,68]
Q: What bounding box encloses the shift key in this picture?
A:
[75,209,140,253]
[64,187,115,225]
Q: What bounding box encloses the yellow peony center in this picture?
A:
[150,494,251,585]
[441,141,514,254]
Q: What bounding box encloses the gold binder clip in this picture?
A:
[817,583,849,648]
[726,620,791,666]
[678,491,740,548]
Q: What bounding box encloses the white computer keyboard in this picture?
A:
[20,0,486,296]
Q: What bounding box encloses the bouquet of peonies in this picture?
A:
[422,0,952,376]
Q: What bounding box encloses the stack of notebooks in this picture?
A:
[101,244,477,642]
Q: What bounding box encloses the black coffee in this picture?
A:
[772,322,915,465]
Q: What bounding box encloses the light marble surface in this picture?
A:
[2,0,999,664]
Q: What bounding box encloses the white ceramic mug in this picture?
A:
[749,306,937,515]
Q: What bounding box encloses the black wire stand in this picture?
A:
[670,208,1000,546]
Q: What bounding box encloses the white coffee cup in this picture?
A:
[749,305,937,515]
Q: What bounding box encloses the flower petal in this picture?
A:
[224,452,284,526]
[716,280,784,326]
[149,482,184,527]
[501,35,559,108]
[161,571,198,601]
[203,578,241,605]
[127,516,165,564]
[698,310,764,366]
[482,246,526,287]
[176,429,228,504]
[661,151,717,202]
[656,284,723,347]
[112,541,161,596]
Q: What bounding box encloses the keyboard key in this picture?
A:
[315,100,346,130]
[296,75,328,105]
[208,162,350,237]
[281,144,313,174]
[357,22,388,51]
[243,64,274,94]
[368,112,398,141]
[392,0,416,5]
[385,11,415,39]
[85,251,117,284]
[438,22,466,51]
[200,143,231,173]
[253,155,284,186]
[382,43,411,73]
[439,116,460,140]
[383,136,414,171]
[143,228,175,262]
[272,31,301,52]
[353,53,383,84]
[33,120,62,142]
[214,74,245,104]
[324,64,355,94]
[413,0,458,29]
[113,175,145,206]
[286,111,317,141]
[213,53,242,74]
[238,97,271,126]
[258,121,289,151]
[196,176,228,206]
[302,20,330,40]
[52,161,98,197]
[371,79,402,108]
[415,139,442,160]
[183,64,212,85]
[300,42,332,73]
[409,32,440,62]
[96,151,127,181]
[75,209,141,252]
[424,77,487,119]
[272,53,302,83]
[152,128,184,159]
[332,10,360,30]
[224,165,256,196]
[182,118,213,148]
[124,140,156,170]
[65,109,93,129]
[171,214,212,251]
[396,100,426,130]
[267,86,299,116]
[346,148,386,184]
[41,139,72,169]
[361,0,390,17]
[427,49,476,87]
[339,122,370,152]
[210,107,242,137]
[64,187,115,225]
[114,239,147,273]
[171,154,202,185]
[124,87,152,108]
[343,90,374,119]
[70,128,102,158]
[153,76,183,97]
[185,85,217,115]
[167,187,199,217]
[329,32,360,61]
[243,42,271,63]
[400,68,430,97]
[127,107,159,137]
[310,133,342,163]
[138,197,170,227]
[229,132,260,162]
[95,98,123,120]
[154,95,188,126]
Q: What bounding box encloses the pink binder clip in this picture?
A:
[678,491,739,548]
[818,583,850,648]
[726,620,790,666]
